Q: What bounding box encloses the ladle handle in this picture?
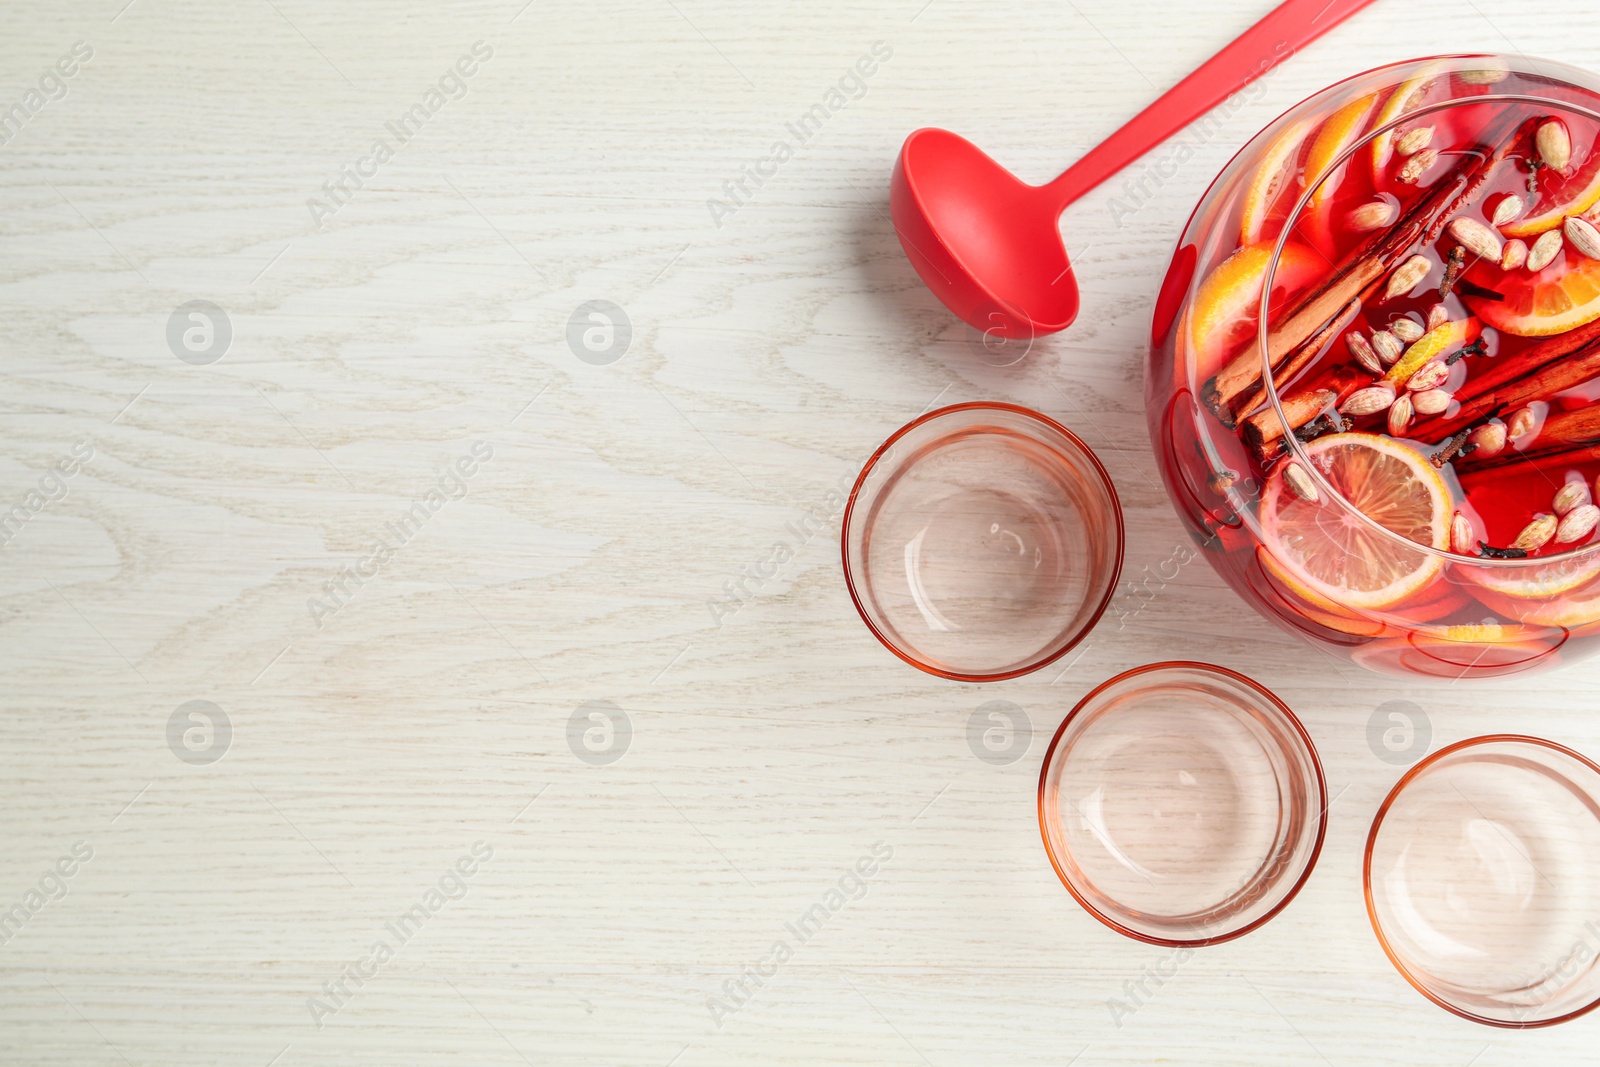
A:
[1044,0,1379,210]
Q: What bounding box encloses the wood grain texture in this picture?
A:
[2,0,1599,1063]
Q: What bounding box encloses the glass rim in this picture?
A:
[839,401,1125,682]
[1362,733,1600,1028]
[1035,660,1328,947]
[1258,78,1600,570]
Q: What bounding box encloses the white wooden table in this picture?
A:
[3,1,1599,1063]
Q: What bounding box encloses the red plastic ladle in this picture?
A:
[890,0,1379,339]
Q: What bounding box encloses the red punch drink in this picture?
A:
[1150,56,1600,677]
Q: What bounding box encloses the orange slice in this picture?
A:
[1383,316,1480,384]
[1259,432,1451,611]
[1240,118,1312,246]
[1301,93,1380,251]
[1369,65,1445,185]
[1468,255,1600,336]
[1186,240,1324,382]
[1501,147,1600,238]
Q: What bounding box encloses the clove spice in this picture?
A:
[1431,429,1473,467]
[1445,338,1488,365]
[1438,246,1467,298]
[1292,413,1352,445]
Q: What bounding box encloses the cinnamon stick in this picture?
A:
[1243,388,1336,457]
[1457,404,1600,471]
[1416,317,1600,441]
[1242,362,1370,458]
[1233,296,1364,423]
[1203,110,1534,426]
[1457,442,1600,487]
[1429,347,1600,442]
[1208,271,1378,427]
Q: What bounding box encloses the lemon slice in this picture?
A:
[1260,433,1450,611]
[1500,149,1600,238]
[1464,554,1600,601]
[1382,317,1480,384]
[1368,65,1445,185]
